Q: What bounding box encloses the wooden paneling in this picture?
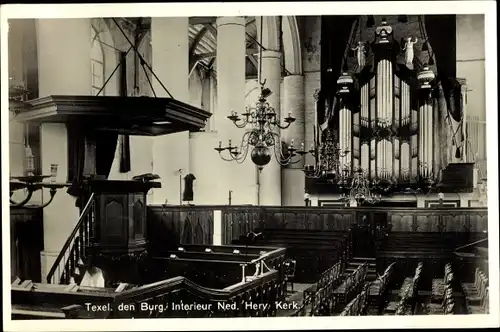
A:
[10,208,44,282]
[147,206,214,251]
[387,208,488,233]
[148,205,488,248]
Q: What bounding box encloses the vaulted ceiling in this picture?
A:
[121,17,259,78]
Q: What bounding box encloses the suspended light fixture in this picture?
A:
[338,168,382,205]
[303,129,349,181]
[215,17,306,170]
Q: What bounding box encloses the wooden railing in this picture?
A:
[58,270,282,318]
[46,194,96,284]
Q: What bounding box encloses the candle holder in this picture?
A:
[10,173,70,209]
[215,83,306,170]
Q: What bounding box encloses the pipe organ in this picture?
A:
[336,19,439,188]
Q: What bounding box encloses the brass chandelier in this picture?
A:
[303,128,349,182]
[215,17,306,170]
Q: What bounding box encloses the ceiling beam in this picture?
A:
[248,54,259,70]
[246,18,256,26]
[194,48,258,61]
[205,23,217,37]
[189,26,209,72]
[189,17,217,25]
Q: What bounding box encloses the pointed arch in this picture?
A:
[90,18,119,96]
[283,16,303,75]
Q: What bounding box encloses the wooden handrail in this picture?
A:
[46,193,95,283]
[454,237,488,252]
[114,270,278,304]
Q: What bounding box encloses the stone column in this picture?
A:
[257,39,282,205]
[215,17,252,204]
[281,75,305,206]
[151,17,190,204]
[36,18,92,281]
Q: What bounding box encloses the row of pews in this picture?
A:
[380,261,489,316]
[462,268,489,314]
[385,262,423,315]
[427,263,461,314]
[292,260,368,316]
[370,262,396,314]
[340,283,370,316]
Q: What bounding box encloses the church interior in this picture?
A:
[7,14,490,319]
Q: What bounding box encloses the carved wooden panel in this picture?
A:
[387,209,487,234]
[147,206,214,249]
[102,199,125,243]
[132,199,144,239]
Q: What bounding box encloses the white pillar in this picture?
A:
[258,50,282,206]
[282,75,305,206]
[151,17,190,204]
[36,18,92,281]
[151,17,189,101]
[213,210,223,245]
[216,17,250,204]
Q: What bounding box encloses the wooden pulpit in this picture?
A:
[84,179,160,286]
[86,179,160,257]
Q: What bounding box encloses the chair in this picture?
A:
[284,259,297,293]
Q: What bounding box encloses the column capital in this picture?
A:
[216,16,246,28]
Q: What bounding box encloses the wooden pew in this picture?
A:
[384,262,423,315]
[332,262,368,311]
[243,229,350,283]
[462,268,489,314]
[291,259,345,317]
[370,262,396,314]
[340,283,371,316]
[426,263,462,314]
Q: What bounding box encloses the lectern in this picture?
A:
[84,179,161,285]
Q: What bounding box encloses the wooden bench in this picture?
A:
[333,263,368,310]
[462,267,489,314]
[242,229,350,283]
[340,283,370,316]
[384,262,423,315]
[426,263,462,314]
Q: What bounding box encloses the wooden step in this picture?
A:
[11,305,66,320]
[352,257,376,261]
[349,261,376,267]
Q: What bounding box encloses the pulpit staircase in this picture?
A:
[46,193,96,285]
[10,195,97,319]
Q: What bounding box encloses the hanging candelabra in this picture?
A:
[338,168,382,205]
[215,16,306,170]
[303,129,349,182]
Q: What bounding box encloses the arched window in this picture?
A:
[91,27,105,96]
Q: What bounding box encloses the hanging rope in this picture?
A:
[111,18,174,99]
[95,45,133,97]
[258,16,266,87]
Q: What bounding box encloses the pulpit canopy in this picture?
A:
[15,95,212,136]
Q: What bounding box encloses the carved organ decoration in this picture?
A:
[402,37,418,70]
[334,16,443,193]
[351,41,367,71]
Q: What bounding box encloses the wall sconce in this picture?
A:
[10,163,69,209]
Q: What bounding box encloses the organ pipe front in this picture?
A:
[334,18,439,190]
